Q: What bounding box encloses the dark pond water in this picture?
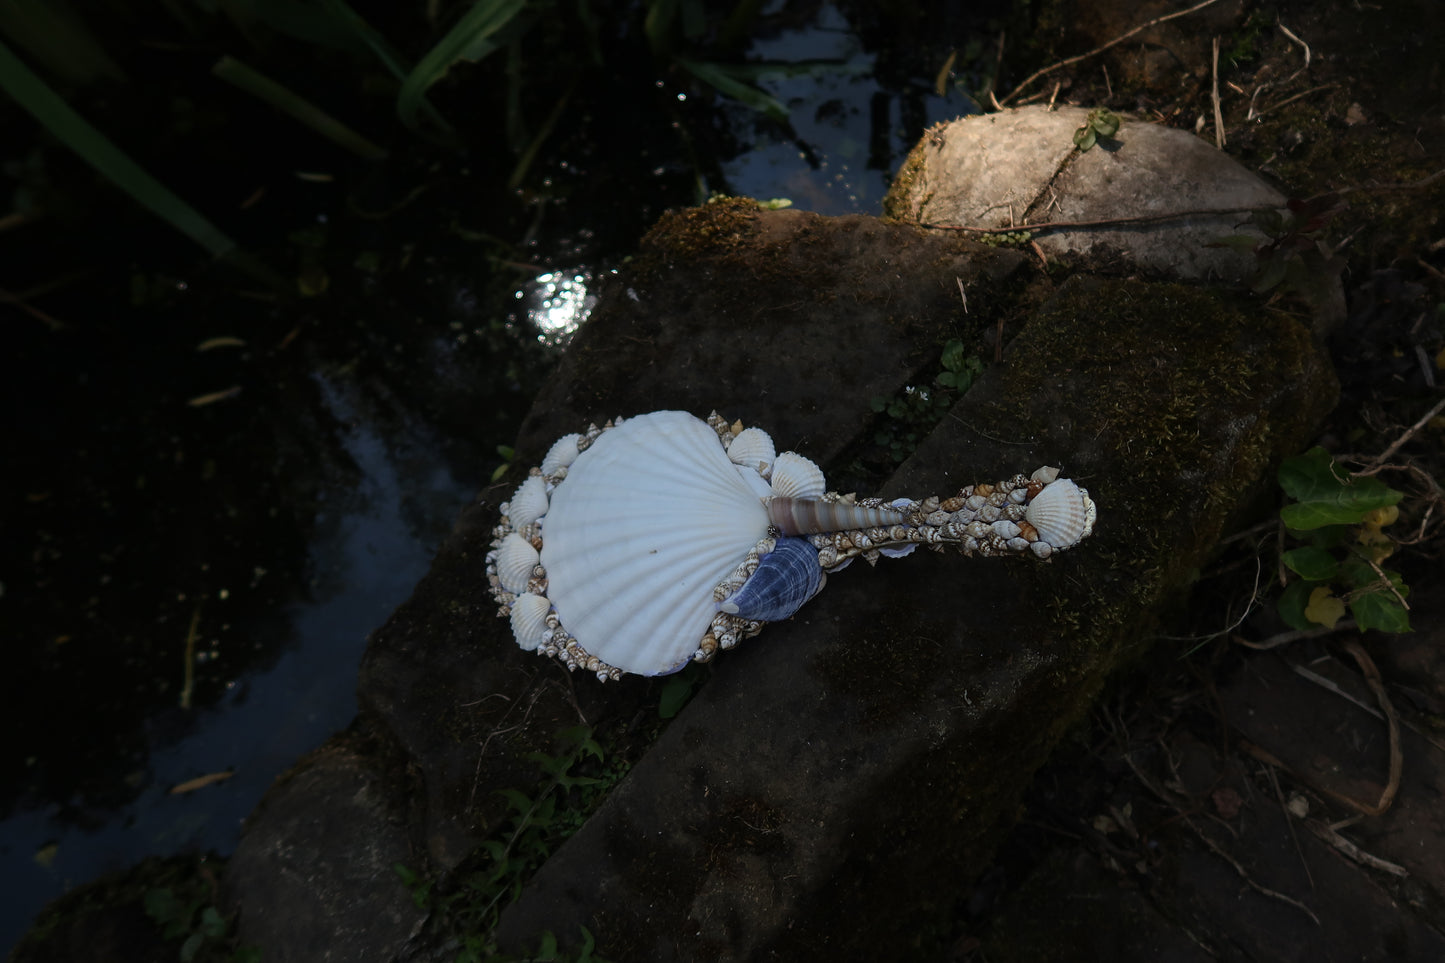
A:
[0,1,986,951]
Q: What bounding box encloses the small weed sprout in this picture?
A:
[1073,108,1122,151]
[144,887,260,963]
[870,340,984,464]
[1275,447,1411,633]
[1213,195,1347,312]
[395,726,619,962]
[978,230,1033,249]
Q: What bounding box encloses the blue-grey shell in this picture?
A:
[718,536,823,622]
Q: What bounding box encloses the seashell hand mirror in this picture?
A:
[488,410,1096,681]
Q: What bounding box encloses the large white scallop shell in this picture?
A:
[769,451,826,499]
[541,410,771,676]
[509,592,552,651]
[495,532,540,595]
[727,427,776,477]
[540,433,582,476]
[507,475,550,529]
[1024,479,1096,549]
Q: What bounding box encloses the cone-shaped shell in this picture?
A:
[540,433,582,476]
[770,451,826,499]
[496,532,540,595]
[719,536,823,621]
[509,592,551,651]
[1024,479,1095,549]
[727,427,776,476]
[541,410,771,676]
[507,475,550,529]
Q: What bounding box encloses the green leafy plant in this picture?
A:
[396,726,621,962]
[1072,107,1121,151]
[1214,194,1347,311]
[144,887,260,963]
[1276,447,1410,633]
[936,339,984,391]
[870,340,984,463]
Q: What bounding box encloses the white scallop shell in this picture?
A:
[540,433,582,476]
[509,592,551,651]
[541,410,770,676]
[496,532,540,594]
[1024,479,1095,549]
[769,451,826,500]
[727,427,776,477]
[507,475,549,529]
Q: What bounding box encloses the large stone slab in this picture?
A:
[493,274,1336,959]
[217,204,1032,956]
[348,203,1030,873]
[216,202,1333,961]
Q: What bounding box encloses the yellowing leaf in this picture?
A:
[1361,504,1399,528]
[1304,586,1346,629]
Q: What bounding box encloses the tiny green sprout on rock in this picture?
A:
[868,340,984,464]
[1276,447,1410,633]
[978,229,1033,249]
[1073,108,1122,151]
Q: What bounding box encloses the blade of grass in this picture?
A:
[316,0,452,132]
[211,55,388,160]
[0,37,236,259]
[398,0,528,130]
[0,0,126,86]
[675,56,789,121]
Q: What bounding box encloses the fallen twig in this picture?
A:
[1251,82,1338,121]
[1233,621,1356,650]
[1302,819,1408,877]
[1356,394,1445,470]
[1120,750,1319,924]
[921,204,1268,236]
[1184,814,1322,925]
[1211,36,1226,149]
[1239,638,1402,817]
[998,0,1222,107]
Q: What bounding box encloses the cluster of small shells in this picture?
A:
[487,417,627,682]
[488,411,1094,681]
[801,469,1068,569]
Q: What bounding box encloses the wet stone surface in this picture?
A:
[489,269,1334,960]
[189,195,1340,960]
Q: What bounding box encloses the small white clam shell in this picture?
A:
[727,427,776,476]
[1031,465,1061,486]
[1024,479,1095,549]
[540,433,582,476]
[507,475,549,529]
[769,451,826,500]
[496,532,540,594]
[509,592,551,651]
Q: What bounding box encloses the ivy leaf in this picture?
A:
[1281,546,1339,581]
[1277,580,1318,631]
[1351,588,1412,633]
[1278,447,1403,529]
